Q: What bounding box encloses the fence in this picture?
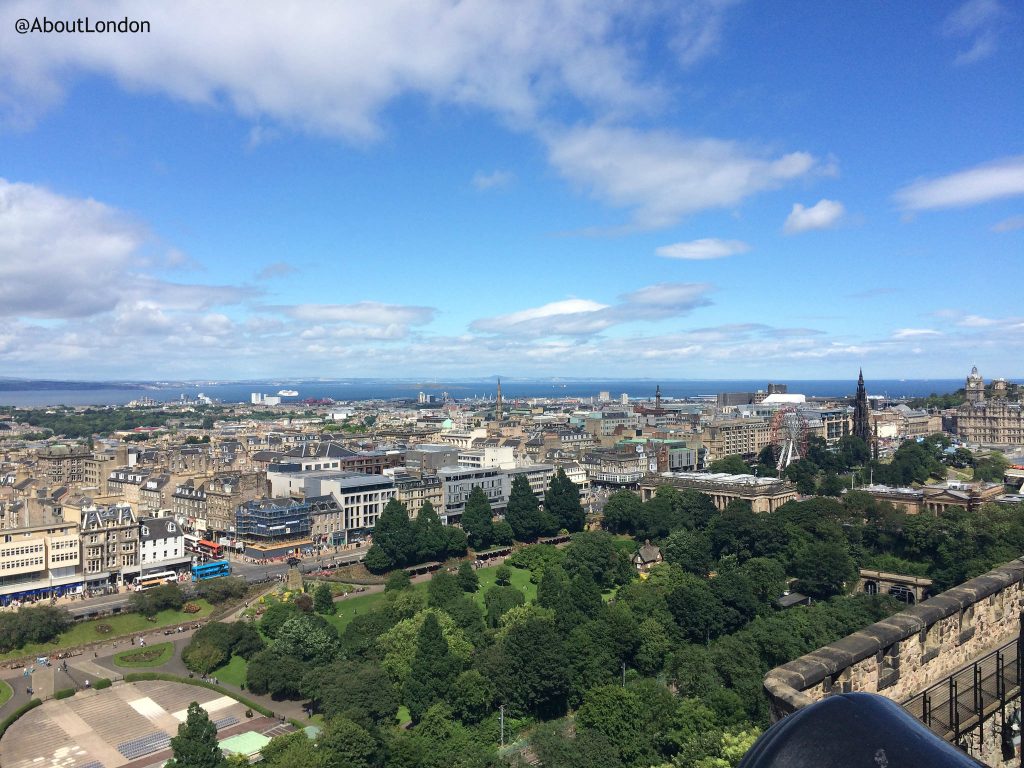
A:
[903,635,1020,745]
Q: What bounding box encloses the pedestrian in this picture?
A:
[131,637,135,646]
[85,679,90,689]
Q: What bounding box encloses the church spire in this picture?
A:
[495,378,503,424]
[854,369,870,443]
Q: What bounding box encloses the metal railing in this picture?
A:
[903,635,1020,745]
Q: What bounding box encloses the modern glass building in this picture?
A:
[235,498,312,545]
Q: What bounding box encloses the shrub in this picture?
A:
[196,576,248,604]
[54,688,76,699]
[94,678,112,690]
[95,624,113,635]
[183,602,202,614]
[183,641,228,675]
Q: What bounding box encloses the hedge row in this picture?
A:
[122,672,274,718]
[54,688,76,700]
[0,698,41,742]
[94,678,112,690]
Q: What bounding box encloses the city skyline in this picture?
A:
[1,1,1022,380]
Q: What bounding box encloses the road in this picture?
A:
[63,548,367,618]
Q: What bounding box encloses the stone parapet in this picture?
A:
[765,558,1024,720]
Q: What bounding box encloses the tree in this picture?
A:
[575,685,648,766]
[498,615,569,718]
[379,609,473,684]
[819,473,846,497]
[307,661,398,728]
[385,570,412,592]
[246,649,307,699]
[317,716,378,768]
[314,583,335,615]
[563,531,633,588]
[260,602,298,639]
[182,641,228,675]
[229,621,265,659]
[414,501,447,563]
[195,576,247,604]
[461,486,495,550]
[974,453,1010,483]
[446,669,494,724]
[261,731,323,768]
[427,571,462,609]
[505,473,545,541]
[404,613,460,723]
[545,468,585,532]
[663,528,714,577]
[709,454,749,474]
[634,617,672,676]
[492,520,515,546]
[166,702,227,768]
[602,490,643,534]
[363,544,393,573]
[495,565,512,585]
[792,540,856,599]
[275,614,341,664]
[372,498,417,568]
[484,584,525,628]
[456,561,479,593]
[666,574,723,644]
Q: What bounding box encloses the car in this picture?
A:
[286,556,301,567]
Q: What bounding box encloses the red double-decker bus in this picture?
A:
[196,540,224,559]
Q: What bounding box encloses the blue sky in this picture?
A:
[0,0,1021,381]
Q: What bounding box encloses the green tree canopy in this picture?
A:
[404,613,461,723]
[545,468,585,532]
[709,454,750,474]
[314,583,335,615]
[505,473,547,541]
[167,702,228,768]
[460,486,494,549]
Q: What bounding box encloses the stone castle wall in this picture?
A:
[764,558,1024,720]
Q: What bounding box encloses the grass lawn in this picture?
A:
[396,705,411,727]
[320,562,540,636]
[0,679,11,707]
[113,641,174,668]
[323,588,404,635]
[212,654,248,687]
[0,600,214,662]
[475,564,536,607]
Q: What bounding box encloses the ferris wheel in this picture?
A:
[770,407,809,471]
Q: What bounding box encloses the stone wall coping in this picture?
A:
[764,557,1024,711]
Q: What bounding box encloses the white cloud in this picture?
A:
[472,170,514,190]
[256,262,299,280]
[0,178,249,319]
[943,0,1006,65]
[992,214,1024,232]
[471,283,712,336]
[0,178,142,317]
[546,125,820,228]
[893,156,1024,211]
[281,302,436,327]
[656,238,749,260]
[892,328,942,339]
[471,298,613,336]
[960,314,999,327]
[783,199,845,234]
[0,1,735,139]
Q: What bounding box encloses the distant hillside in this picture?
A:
[0,379,144,392]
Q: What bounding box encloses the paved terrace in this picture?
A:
[0,679,293,768]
